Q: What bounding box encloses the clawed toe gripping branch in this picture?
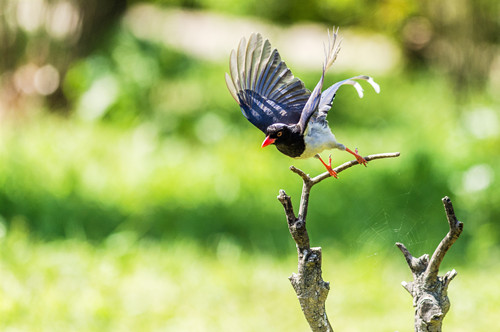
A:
[277,152,400,332]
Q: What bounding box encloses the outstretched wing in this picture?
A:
[225,33,310,133]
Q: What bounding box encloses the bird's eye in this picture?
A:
[277,131,283,137]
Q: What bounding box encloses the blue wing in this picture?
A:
[225,33,310,133]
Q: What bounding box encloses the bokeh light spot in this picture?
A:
[462,164,494,193]
[34,64,60,95]
[462,107,499,139]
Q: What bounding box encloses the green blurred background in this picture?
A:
[0,0,499,331]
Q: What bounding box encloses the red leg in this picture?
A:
[315,154,338,178]
[345,147,367,166]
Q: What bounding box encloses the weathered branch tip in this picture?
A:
[397,196,464,332]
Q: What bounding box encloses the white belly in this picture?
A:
[298,121,339,159]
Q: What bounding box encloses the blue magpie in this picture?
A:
[225,28,380,177]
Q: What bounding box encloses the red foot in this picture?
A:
[316,154,338,178]
[345,147,367,166]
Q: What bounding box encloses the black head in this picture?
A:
[261,123,305,158]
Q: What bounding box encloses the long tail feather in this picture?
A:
[324,27,342,73]
[318,75,381,116]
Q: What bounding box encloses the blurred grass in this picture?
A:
[1,62,498,259]
[0,227,499,332]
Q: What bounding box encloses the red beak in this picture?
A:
[261,135,276,148]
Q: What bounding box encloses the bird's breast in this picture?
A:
[299,120,338,159]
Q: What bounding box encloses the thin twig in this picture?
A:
[310,152,401,184]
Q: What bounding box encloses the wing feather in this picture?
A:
[249,34,263,91]
[254,39,273,92]
[229,49,239,94]
[260,53,283,97]
[226,29,380,135]
[282,94,311,105]
[272,80,306,102]
[237,37,247,91]
[225,72,239,103]
[264,65,290,97]
[226,34,310,133]
[245,33,258,90]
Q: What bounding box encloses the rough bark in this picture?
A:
[396,196,463,332]
[277,152,400,331]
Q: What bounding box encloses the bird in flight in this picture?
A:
[225,28,380,178]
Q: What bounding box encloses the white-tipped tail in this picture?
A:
[351,82,364,98]
[366,76,381,94]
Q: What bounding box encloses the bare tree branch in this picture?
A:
[396,243,429,276]
[396,196,464,332]
[298,152,401,186]
[278,152,400,331]
[278,190,310,253]
[425,196,464,284]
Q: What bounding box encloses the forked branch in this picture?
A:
[278,152,400,331]
[396,196,464,332]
